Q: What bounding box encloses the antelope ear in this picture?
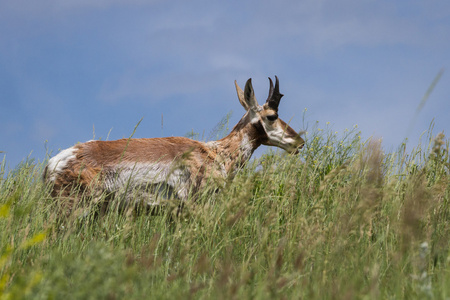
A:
[234,80,248,111]
[243,78,259,111]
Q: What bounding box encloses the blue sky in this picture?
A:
[1,0,449,169]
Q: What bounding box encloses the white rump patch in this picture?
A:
[46,147,77,182]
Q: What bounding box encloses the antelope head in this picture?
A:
[235,76,304,154]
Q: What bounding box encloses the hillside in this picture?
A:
[0,125,449,299]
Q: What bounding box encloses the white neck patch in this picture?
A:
[239,134,254,160]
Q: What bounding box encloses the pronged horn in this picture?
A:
[266,76,283,110]
[267,77,274,101]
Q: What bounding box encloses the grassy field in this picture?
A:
[0,123,449,299]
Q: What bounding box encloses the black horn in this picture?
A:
[266,76,283,110]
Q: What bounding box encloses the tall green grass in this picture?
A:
[0,123,449,299]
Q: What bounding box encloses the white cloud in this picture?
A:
[2,121,24,138]
[252,0,449,52]
[97,72,224,104]
[32,119,58,143]
[0,0,162,15]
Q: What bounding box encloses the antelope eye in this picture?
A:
[266,114,278,121]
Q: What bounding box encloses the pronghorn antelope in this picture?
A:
[43,76,304,212]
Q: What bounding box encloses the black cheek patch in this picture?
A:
[253,121,268,144]
[266,114,278,121]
